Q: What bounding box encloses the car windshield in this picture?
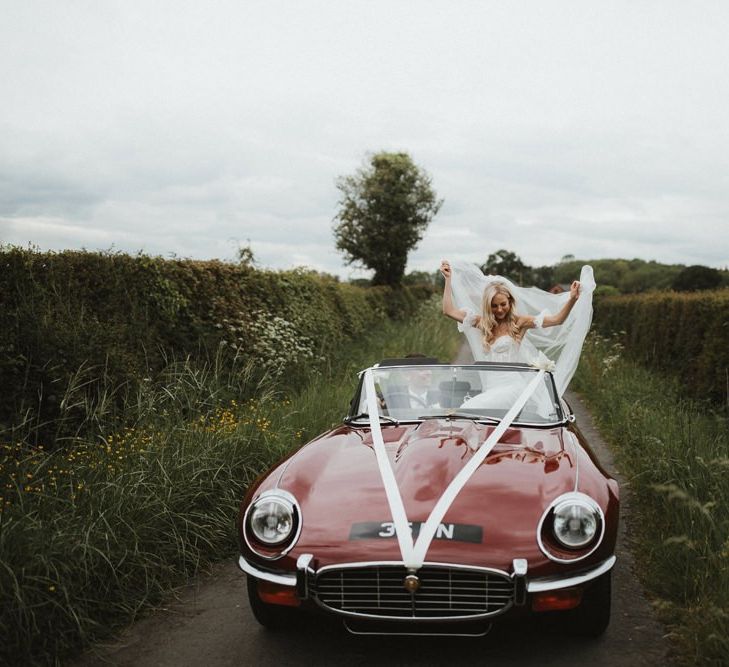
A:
[355,364,563,425]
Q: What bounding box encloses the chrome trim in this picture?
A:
[316,560,512,577]
[237,555,296,586]
[527,555,616,593]
[316,602,512,623]
[512,558,527,577]
[242,489,303,561]
[559,397,574,421]
[497,419,563,428]
[348,416,565,428]
[237,554,617,600]
[343,620,492,637]
[296,553,314,600]
[511,558,528,606]
[297,553,314,569]
[366,363,546,372]
[313,562,515,622]
[536,492,606,563]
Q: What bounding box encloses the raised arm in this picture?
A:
[520,281,581,330]
[440,260,468,323]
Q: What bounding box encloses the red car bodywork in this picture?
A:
[237,363,619,634]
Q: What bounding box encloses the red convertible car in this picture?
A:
[238,357,619,637]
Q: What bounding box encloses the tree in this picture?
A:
[672,265,722,291]
[236,243,256,267]
[402,269,439,286]
[594,285,620,298]
[481,249,529,284]
[333,152,443,286]
[531,264,555,290]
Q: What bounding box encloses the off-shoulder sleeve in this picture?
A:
[457,309,479,332]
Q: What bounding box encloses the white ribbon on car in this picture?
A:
[364,369,418,565]
[364,355,552,571]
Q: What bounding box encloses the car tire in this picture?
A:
[569,571,612,637]
[246,576,296,630]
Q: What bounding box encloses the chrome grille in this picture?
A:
[314,565,514,619]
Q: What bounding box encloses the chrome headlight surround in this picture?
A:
[537,492,605,563]
[243,489,302,560]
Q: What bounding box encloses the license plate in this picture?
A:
[349,521,482,544]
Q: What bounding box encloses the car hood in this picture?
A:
[272,419,577,571]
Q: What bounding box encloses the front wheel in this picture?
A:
[246,576,297,630]
[568,571,612,637]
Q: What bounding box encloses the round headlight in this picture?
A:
[248,497,295,546]
[552,499,599,548]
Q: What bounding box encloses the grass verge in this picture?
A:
[573,334,729,666]
[0,297,460,666]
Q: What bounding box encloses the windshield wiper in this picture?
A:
[345,412,400,425]
[418,412,500,424]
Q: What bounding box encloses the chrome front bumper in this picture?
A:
[238,554,616,596]
[527,555,616,592]
[238,555,296,586]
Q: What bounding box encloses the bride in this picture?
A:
[439,260,596,400]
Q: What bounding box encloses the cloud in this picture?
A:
[1,1,728,276]
[1,216,136,250]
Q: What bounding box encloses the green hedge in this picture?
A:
[593,290,729,404]
[0,247,432,446]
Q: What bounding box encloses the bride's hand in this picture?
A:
[570,281,580,300]
[440,260,451,279]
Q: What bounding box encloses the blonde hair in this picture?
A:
[480,283,520,350]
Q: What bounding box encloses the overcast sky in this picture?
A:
[2,1,728,278]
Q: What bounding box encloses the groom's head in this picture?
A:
[404,352,433,393]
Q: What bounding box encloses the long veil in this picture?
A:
[449,261,596,396]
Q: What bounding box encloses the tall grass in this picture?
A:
[573,334,729,666]
[0,297,459,666]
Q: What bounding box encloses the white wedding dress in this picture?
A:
[481,335,522,362]
[457,326,540,410]
[451,261,595,396]
[458,315,541,363]
[449,261,595,398]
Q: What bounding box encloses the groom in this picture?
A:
[379,353,441,411]
[404,365,440,410]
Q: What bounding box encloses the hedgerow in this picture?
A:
[593,289,729,404]
[0,246,431,447]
